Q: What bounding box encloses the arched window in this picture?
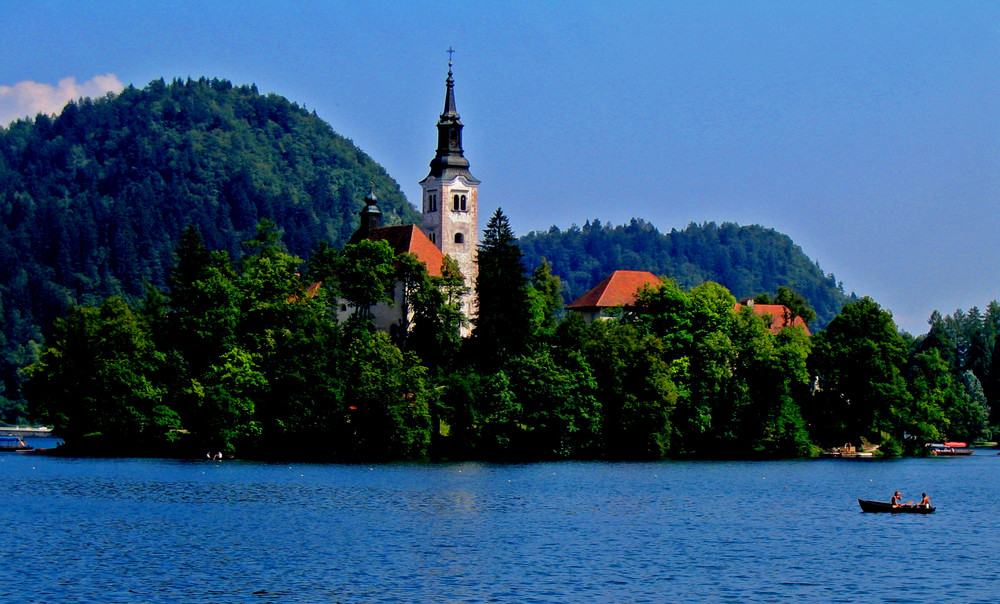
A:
[454,232,464,244]
[429,231,436,244]
[460,195,467,211]
[453,194,460,210]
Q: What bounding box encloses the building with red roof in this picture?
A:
[350,223,445,277]
[566,270,662,323]
[734,300,811,335]
[339,185,453,337]
[568,272,812,336]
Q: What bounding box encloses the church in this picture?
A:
[339,59,479,336]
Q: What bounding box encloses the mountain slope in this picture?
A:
[0,77,418,416]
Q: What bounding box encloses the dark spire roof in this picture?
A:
[442,62,458,118]
[424,51,479,183]
[356,180,381,239]
[363,180,379,208]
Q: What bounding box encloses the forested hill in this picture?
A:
[519,219,856,330]
[0,77,418,418]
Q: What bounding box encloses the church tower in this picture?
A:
[420,54,479,323]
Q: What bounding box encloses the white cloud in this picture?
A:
[0,74,125,126]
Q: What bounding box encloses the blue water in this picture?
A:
[1,441,998,602]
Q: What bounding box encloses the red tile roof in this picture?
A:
[363,224,445,277]
[734,302,811,335]
[567,270,662,310]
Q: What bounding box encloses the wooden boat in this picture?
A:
[821,441,879,458]
[858,499,935,514]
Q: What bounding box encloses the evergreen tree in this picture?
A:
[472,208,532,368]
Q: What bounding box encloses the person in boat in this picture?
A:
[917,493,931,508]
[891,491,914,507]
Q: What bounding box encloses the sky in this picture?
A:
[1,1,997,334]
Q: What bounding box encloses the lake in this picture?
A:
[1,440,998,602]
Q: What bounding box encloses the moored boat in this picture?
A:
[0,436,33,451]
[821,441,878,458]
[858,499,935,514]
[928,442,974,456]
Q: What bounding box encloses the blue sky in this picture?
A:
[1,1,997,334]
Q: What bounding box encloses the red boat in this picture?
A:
[929,442,973,456]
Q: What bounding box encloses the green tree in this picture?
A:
[391,252,432,352]
[336,239,396,320]
[806,297,911,454]
[956,370,991,440]
[23,297,166,449]
[755,285,817,325]
[409,255,468,372]
[472,208,532,368]
[235,221,343,454]
[341,330,432,460]
[574,318,677,459]
[508,350,602,459]
[733,310,813,457]
[193,347,266,455]
[528,259,563,342]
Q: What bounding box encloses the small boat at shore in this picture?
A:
[821,441,878,458]
[0,436,33,452]
[858,499,935,514]
[928,442,974,456]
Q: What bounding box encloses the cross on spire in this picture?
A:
[447,46,455,69]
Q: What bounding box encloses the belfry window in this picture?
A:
[454,233,464,244]
[429,231,436,244]
[426,192,437,212]
[460,195,467,211]
[453,194,460,211]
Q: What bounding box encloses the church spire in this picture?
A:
[420,49,480,334]
[357,180,381,239]
[442,48,458,118]
[427,49,478,182]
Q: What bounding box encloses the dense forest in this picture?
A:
[0,78,417,420]
[519,219,854,330]
[21,211,995,461]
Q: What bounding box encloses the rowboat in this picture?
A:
[858,499,935,514]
